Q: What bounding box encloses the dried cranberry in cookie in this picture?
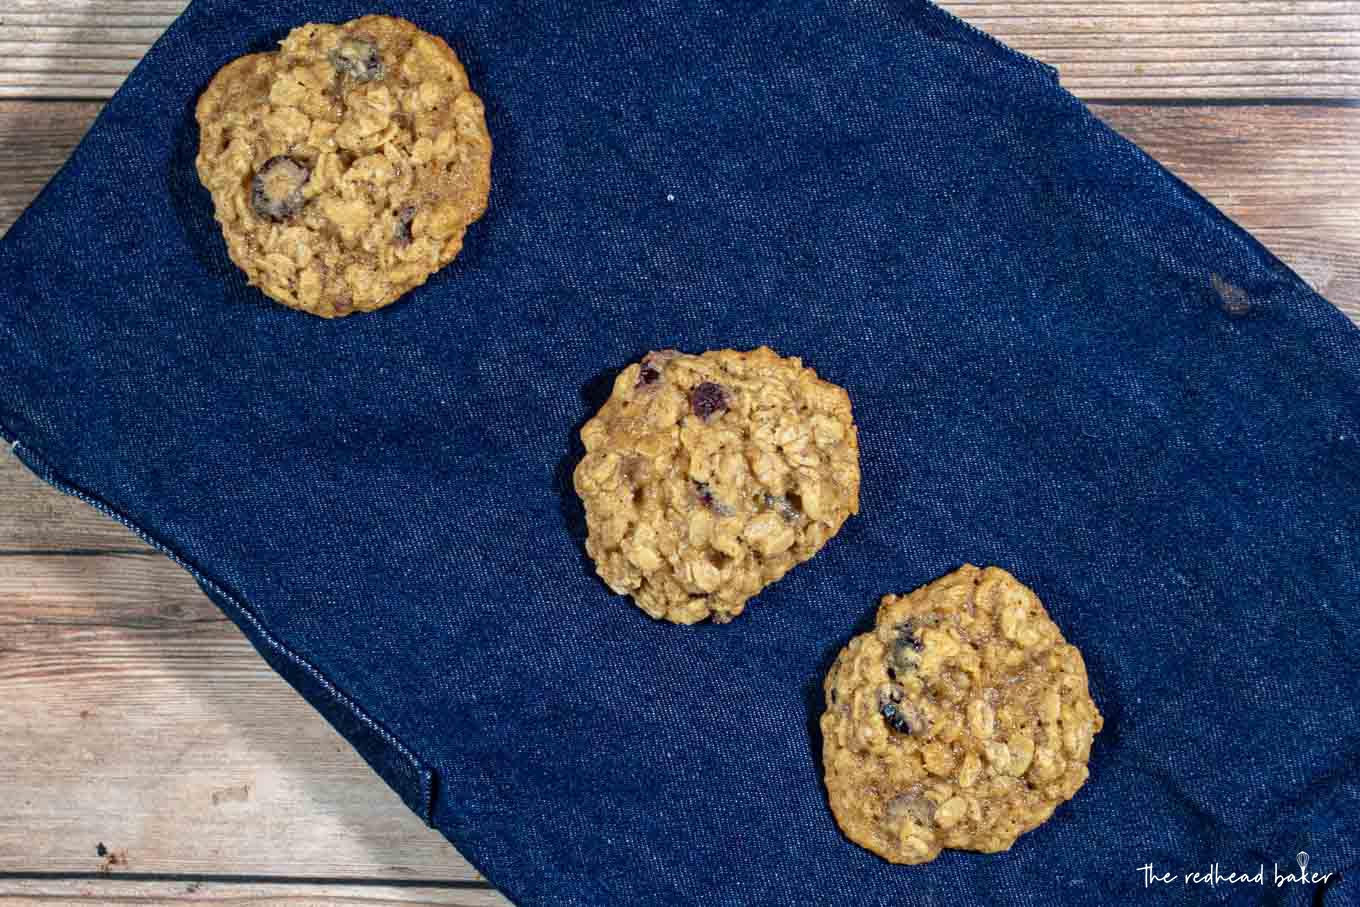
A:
[635,350,680,389]
[689,382,729,421]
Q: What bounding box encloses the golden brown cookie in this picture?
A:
[195,16,492,317]
[821,565,1102,863]
[573,348,861,624]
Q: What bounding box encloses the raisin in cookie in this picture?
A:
[821,565,1102,863]
[573,348,860,624]
[195,16,491,317]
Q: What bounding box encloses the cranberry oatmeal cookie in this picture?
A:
[821,565,1102,863]
[573,348,860,624]
[195,16,491,317]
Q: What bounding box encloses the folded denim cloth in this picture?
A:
[2,1,1357,904]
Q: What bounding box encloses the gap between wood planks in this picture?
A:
[0,0,1358,99]
[1,3,1357,900]
[0,876,505,906]
[0,537,508,902]
[1,94,1357,900]
[0,545,482,880]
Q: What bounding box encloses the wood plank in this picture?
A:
[0,552,485,883]
[0,452,152,552]
[0,100,100,241]
[0,0,1358,99]
[0,880,504,906]
[939,0,1360,99]
[1093,103,1360,324]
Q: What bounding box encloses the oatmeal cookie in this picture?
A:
[195,16,492,317]
[821,565,1102,863]
[573,348,861,624]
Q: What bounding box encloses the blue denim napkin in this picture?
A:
[2,1,1357,904]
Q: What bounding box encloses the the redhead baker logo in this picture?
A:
[1136,851,1334,889]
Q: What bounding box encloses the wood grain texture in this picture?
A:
[943,0,1360,98]
[0,101,99,241]
[0,549,490,887]
[0,880,503,906]
[0,0,1357,99]
[0,449,151,551]
[1093,103,1360,323]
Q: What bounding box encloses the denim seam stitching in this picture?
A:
[2,430,436,826]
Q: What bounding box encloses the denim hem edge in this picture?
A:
[0,425,438,828]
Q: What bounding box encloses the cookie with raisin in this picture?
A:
[821,565,1102,863]
[196,16,492,317]
[573,347,860,624]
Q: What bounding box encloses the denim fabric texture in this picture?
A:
[1,1,1358,905]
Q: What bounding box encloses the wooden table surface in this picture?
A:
[1,2,1357,905]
